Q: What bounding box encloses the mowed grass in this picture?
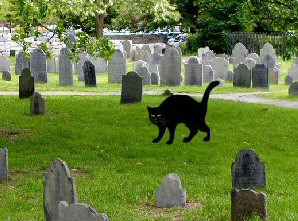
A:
[0,95,298,220]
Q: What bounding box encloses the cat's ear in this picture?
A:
[147,106,152,112]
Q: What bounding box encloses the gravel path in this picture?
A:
[1,90,298,109]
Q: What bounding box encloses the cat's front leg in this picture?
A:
[153,126,166,143]
[166,125,177,144]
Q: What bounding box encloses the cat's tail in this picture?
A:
[201,80,220,112]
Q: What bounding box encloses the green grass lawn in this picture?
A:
[0,95,298,220]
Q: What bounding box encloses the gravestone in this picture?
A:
[210,57,229,80]
[133,60,148,72]
[288,64,298,81]
[30,49,48,83]
[233,64,251,88]
[121,40,132,58]
[153,44,162,54]
[0,148,8,180]
[90,58,107,74]
[226,70,234,82]
[203,65,214,83]
[137,49,150,63]
[44,159,78,221]
[59,48,74,86]
[231,189,267,221]
[47,57,57,73]
[241,58,256,70]
[120,71,142,103]
[260,42,277,66]
[83,60,97,87]
[2,71,11,81]
[30,92,46,115]
[295,58,298,65]
[15,51,30,75]
[232,149,266,189]
[19,68,34,99]
[142,44,152,54]
[269,67,279,84]
[0,56,11,72]
[108,49,127,83]
[184,56,203,86]
[202,50,216,66]
[247,53,259,64]
[156,173,186,208]
[58,201,110,221]
[232,43,248,67]
[149,53,162,74]
[151,72,160,85]
[285,75,294,85]
[135,66,151,85]
[76,52,89,81]
[130,49,137,61]
[289,82,298,95]
[252,64,269,88]
[160,47,182,86]
[197,46,209,60]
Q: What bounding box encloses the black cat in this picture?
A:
[147,81,220,144]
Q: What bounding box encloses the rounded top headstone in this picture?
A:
[187,56,199,64]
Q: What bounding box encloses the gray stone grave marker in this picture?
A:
[233,64,251,88]
[19,68,34,99]
[108,49,127,83]
[76,52,89,81]
[241,58,256,70]
[15,51,29,75]
[252,64,269,88]
[30,92,46,115]
[0,56,11,72]
[203,65,214,83]
[151,72,159,85]
[285,75,294,85]
[47,57,57,73]
[83,60,97,87]
[90,57,107,74]
[184,56,203,86]
[59,48,74,86]
[133,60,148,72]
[120,71,142,103]
[122,40,132,58]
[289,82,298,95]
[232,43,248,67]
[295,58,298,65]
[2,71,11,81]
[210,57,229,80]
[30,49,48,83]
[135,66,151,85]
[0,148,8,180]
[156,173,186,208]
[153,44,162,54]
[44,159,78,221]
[288,64,298,81]
[232,149,266,189]
[231,189,267,221]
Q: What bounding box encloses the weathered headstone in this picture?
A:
[30,49,48,83]
[19,68,34,99]
[232,43,248,67]
[210,57,229,80]
[120,71,142,103]
[137,49,150,63]
[203,65,214,83]
[122,40,132,58]
[83,60,97,87]
[108,49,127,83]
[133,60,148,72]
[30,92,46,115]
[231,189,267,221]
[59,48,74,86]
[76,52,89,81]
[288,64,298,81]
[184,56,203,86]
[2,71,11,81]
[151,72,160,85]
[58,201,110,221]
[285,75,294,85]
[44,159,78,221]
[47,57,57,73]
[159,47,182,86]
[202,50,216,66]
[226,70,234,82]
[260,42,277,66]
[252,64,269,88]
[149,53,162,74]
[0,56,11,72]
[197,46,209,60]
[0,148,8,180]
[156,173,186,208]
[247,53,259,64]
[233,64,251,88]
[289,82,298,95]
[90,57,107,74]
[142,44,152,54]
[153,44,162,54]
[241,58,256,70]
[232,149,266,189]
[130,49,137,61]
[15,51,30,75]
[295,58,298,65]
[135,66,151,85]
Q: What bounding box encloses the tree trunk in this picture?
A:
[96,13,105,39]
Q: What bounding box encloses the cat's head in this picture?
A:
[147,106,162,125]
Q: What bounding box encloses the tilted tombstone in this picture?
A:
[44,159,78,221]
[120,71,142,103]
[247,53,259,64]
[210,57,229,80]
[288,64,298,81]
[184,56,203,86]
[90,57,107,74]
[0,56,11,72]
[156,173,186,208]
[47,57,57,73]
[285,75,294,85]
[58,201,110,221]
[231,189,267,221]
[160,47,182,86]
[232,149,266,189]
[30,49,48,83]
[15,51,30,75]
[108,49,127,83]
[59,48,74,86]
[252,64,269,88]
[19,68,34,99]
[30,92,46,115]
[2,71,11,81]
[76,52,89,81]
[83,60,97,87]
[135,66,151,85]
[153,44,162,54]
[151,72,160,85]
[289,82,298,96]
[121,40,132,58]
[241,58,256,70]
[203,65,214,83]
[233,64,251,88]
[133,60,148,72]
[0,148,8,180]
[232,43,248,67]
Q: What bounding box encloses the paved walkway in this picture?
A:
[1,90,298,109]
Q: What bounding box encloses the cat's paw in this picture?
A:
[152,138,160,143]
[203,137,210,142]
[166,140,173,145]
[183,137,190,143]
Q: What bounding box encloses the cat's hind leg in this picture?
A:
[183,127,198,143]
[153,125,166,143]
[166,124,177,144]
[199,122,211,141]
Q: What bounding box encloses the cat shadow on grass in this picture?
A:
[147,81,220,144]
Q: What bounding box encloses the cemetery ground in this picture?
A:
[1,95,298,220]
